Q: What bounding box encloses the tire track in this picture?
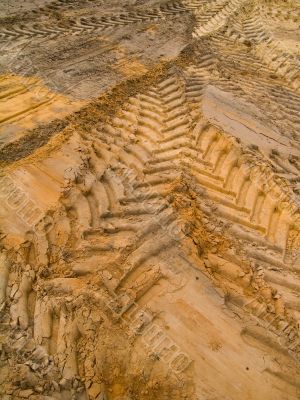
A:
[1,57,300,398]
[0,0,190,41]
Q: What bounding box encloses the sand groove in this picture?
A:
[0,0,300,399]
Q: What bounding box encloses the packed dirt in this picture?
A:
[0,1,300,399]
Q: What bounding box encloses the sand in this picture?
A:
[0,1,300,399]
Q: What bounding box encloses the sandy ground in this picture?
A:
[0,1,300,399]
